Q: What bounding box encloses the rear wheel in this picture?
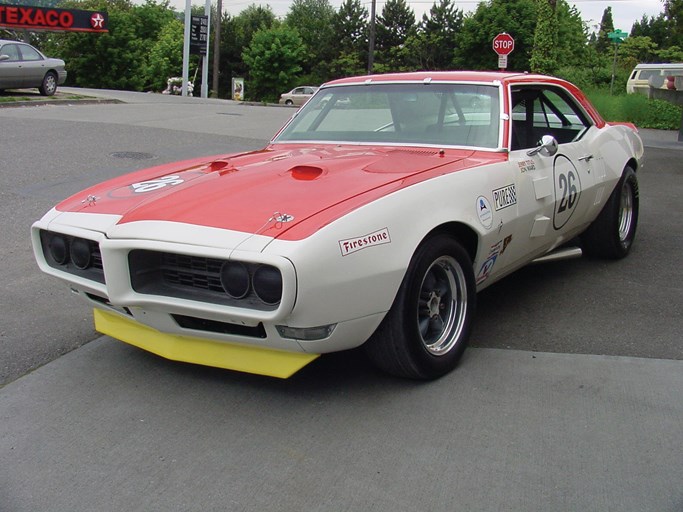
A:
[365,235,475,379]
[39,71,58,96]
[581,166,639,259]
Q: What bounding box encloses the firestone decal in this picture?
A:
[493,184,517,211]
[339,228,391,256]
[476,196,493,229]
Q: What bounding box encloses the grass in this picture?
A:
[0,90,92,103]
[585,90,682,130]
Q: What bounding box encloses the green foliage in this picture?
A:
[41,0,178,91]
[586,90,683,130]
[285,0,336,83]
[241,25,306,102]
[144,18,186,92]
[331,0,368,77]
[413,0,463,70]
[455,0,537,71]
[595,6,615,54]
[530,0,558,74]
[375,0,416,70]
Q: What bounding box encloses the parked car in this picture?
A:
[0,39,67,96]
[32,71,643,380]
[626,63,683,96]
[279,86,317,106]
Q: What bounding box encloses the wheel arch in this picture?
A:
[420,221,479,264]
[626,157,639,172]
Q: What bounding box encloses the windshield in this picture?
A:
[274,83,501,149]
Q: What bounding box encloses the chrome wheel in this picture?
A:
[417,255,468,356]
[364,235,475,379]
[618,179,635,243]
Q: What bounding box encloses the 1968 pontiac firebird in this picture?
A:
[32,71,644,379]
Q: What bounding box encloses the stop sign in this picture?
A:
[492,33,515,56]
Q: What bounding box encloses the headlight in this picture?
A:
[70,238,92,269]
[220,261,250,299]
[252,265,282,305]
[47,234,69,265]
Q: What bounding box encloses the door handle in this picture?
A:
[578,154,593,162]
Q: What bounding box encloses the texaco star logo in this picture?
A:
[90,13,105,29]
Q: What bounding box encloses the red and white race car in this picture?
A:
[32,71,644,379]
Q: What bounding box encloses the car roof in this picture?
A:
[323,71,565,88]
[0,39,29,44]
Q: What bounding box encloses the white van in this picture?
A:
[627,63,683,95]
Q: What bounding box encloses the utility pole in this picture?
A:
[367,0,376,73]
[212,0,222,97]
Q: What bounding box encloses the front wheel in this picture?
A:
[364,235,476,379]
[39,71,58,96]
[581,166,639,259]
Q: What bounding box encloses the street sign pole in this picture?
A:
[201,0,211,99]
[181,0,190,97]
[608,29,628,95]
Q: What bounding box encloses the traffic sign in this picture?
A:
[493,33,515,56]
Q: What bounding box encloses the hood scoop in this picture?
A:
[289,165,324,181]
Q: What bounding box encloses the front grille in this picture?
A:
[128,250,279,311]
[162,253,224,292]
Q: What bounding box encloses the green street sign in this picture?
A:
[608,29,628,44]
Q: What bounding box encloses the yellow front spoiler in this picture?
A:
[93,309,319,378]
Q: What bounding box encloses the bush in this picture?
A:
[586,90,683,130]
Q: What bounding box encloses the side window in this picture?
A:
[1,44,21,61]
[18,45,43,61]
[293,88,305,94]
[511,86,591,150]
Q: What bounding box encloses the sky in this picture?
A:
[167,0,668,33]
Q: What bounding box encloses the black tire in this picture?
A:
[39,72,58,96]
[285,99,294,106]
[581,166,639,259]
[364,235,476,379]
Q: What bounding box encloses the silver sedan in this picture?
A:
[0,39,67,96]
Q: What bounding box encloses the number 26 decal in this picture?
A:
[131,175,184,193]
[553,155,582,230]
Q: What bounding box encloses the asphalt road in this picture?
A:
[0,90,682,511]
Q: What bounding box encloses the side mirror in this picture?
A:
[0,55,10,62]
[527,135,558,157]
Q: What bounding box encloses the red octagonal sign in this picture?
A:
[493,33,515,56]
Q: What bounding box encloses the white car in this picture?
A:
[278,86,317,106]
[32,71,644,379]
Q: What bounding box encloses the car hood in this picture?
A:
[54,145,502,241]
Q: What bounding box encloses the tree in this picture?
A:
[41,0,178,91]
[530,0,558,74]
[595,6,615,54]
[631,14,671,47]
[454,0,538,71]
[145,18,185,92]
[375,0,417,71]
[286,0,336,83]
[410,0,463,70]
[242,25,306,102]
[664,0,683,45]
[330,0,368,78]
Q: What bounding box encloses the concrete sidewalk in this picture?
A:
[1,339,682,511]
